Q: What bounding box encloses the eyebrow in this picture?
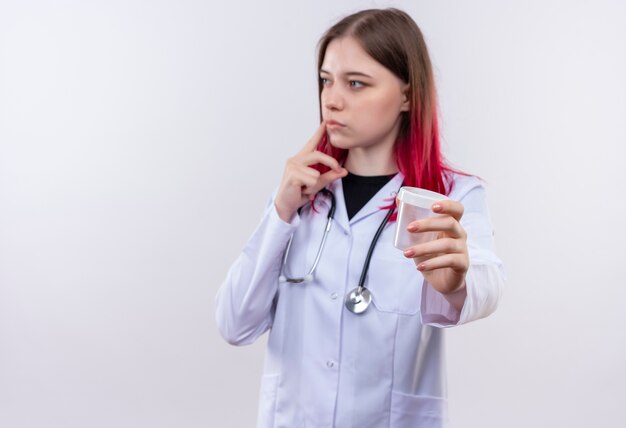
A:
[319,69,373,79]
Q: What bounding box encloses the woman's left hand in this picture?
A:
[402,200,469,296]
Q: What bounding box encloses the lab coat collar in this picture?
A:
[327,171,404,230]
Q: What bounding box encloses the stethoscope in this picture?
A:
[279,188,397,314]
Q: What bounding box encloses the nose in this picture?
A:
[322,85,344,112]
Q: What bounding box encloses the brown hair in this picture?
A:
[315,8,456,195]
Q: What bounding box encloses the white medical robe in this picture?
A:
[215,172,504,427]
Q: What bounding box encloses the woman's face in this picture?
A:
[320,36,409,152]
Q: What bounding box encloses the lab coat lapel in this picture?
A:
[348,172,404,225]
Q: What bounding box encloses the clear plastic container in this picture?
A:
[393,186,449,250]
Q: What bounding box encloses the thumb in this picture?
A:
[310,167,348,194]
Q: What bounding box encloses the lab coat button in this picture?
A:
[326,360,335,368]
[330,292,338,300]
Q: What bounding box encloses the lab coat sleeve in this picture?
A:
[215,197,299,345]
[420,177,505,327]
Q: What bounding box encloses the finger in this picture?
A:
[306,168,349,195]
[297,174,320,189]
[431,200,464,222]
[407,216,466,239]
[416,253,469,273]
[298,121,327,155]
[298,150,342,171]
[294,164,322,180]
[285,167,320,189]
[284,162,318,183]
[402,237,465,259]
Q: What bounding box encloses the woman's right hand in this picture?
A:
[275,121,348,222]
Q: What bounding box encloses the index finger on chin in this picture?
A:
[298,121,327,155]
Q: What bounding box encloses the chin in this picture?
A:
[327,134,355,150]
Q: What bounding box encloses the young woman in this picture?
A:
[215,8,504,428]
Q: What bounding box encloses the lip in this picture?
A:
[326,120,346,129]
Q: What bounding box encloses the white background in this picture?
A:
[1,0,625,427]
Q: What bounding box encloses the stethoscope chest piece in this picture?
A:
[345,287,372,314]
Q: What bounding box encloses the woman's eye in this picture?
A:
[349,80,365,88]
[320,77,331,85]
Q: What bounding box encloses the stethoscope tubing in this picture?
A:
[280,189,335,284]
[355,204,395,293]
[279,185,399,314]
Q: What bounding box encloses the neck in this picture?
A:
[344,142,398,176]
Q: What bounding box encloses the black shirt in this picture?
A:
[342,172,396,220]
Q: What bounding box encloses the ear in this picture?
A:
[400,84,410,112]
